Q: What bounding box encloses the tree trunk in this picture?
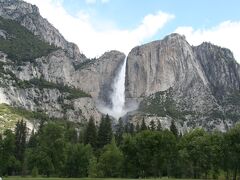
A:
[225,169,229,180]
[233,167,237,180]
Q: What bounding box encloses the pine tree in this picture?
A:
[115,118,124,145]
[1,129,17,176]
[84,116,97,149]
[104,114,113,144]
[136,122,140,133]
[140,118,148,131]
[97,115,113,149]
[149,120,155,131]
[97,116,105,149]
[124,123,129,133]
[129,123,135,134]
[170,120,178,137]
[157,120,162,131]
[28,130,37,148]
[15,120,27,164]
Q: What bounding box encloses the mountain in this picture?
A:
[0,0,239,132]
[125,34,240,131]
[0,0,125,130]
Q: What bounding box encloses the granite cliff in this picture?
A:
[0,0,239,132]
[125,34,240,131]
[0,0,125,129]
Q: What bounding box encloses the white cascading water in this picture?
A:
[97,55,138,120]
[110,57,127,120]
[98,57,128,120]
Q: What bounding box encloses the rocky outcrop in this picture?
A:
[1,0,239,132]
[0,0,85,62]
[194,42,240,99]
[0,48,124,123]
[13,50,125,99]
[0,0,125,125]
[126,34,240,131]
[126,34,216,112]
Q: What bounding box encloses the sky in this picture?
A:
[25,0,240,62]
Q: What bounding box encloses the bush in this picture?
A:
[31,167,39,177]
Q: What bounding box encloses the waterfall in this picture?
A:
[97,57,128,120]
[110,57,127,120]
[97,55,138,120]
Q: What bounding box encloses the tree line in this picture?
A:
[0,116,240,179]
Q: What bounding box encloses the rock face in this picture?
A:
[0,0,239,132]
[126,34,240,131]
[0,0,125,125]
[0,0,85,62]
[194,42,240,98]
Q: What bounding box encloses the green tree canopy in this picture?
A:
[97,138,123,177]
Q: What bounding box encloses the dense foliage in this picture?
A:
[0,116,240,179]
[0,17,58,63]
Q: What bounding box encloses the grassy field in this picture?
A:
[3,178,203,180]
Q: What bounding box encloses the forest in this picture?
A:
[0,116,240,180]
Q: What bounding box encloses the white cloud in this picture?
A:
[24,0,174,58]
[175,21,240,63]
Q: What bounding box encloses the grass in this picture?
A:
[0,103,64,133]
[3,178,203,180]
[0,104,23,133]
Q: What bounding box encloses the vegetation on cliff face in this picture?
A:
[16,78,91,99]
[139,89,189,120]
[0,17,58,63]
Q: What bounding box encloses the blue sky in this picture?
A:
[26,0,240,61]
[62,0,240,32]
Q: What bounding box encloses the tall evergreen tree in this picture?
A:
[15,120,27,166]
[1,130,18,176]
[84,116,97,149]
[27,130,37,148]
[124,123,129,133]
[170,120,178,137]
[129,123,135,135]
[124,122,134,134]
[65,122,78,144]
[157,120,162,131]
[105,115,112,142]
[149,120,155,131]
[140,118,147,131]
[115,118,124,145]
[136,122,140,133]
[97,115,112,149]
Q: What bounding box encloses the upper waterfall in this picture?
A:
[97,56,128,120]
[110,57,127,120]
